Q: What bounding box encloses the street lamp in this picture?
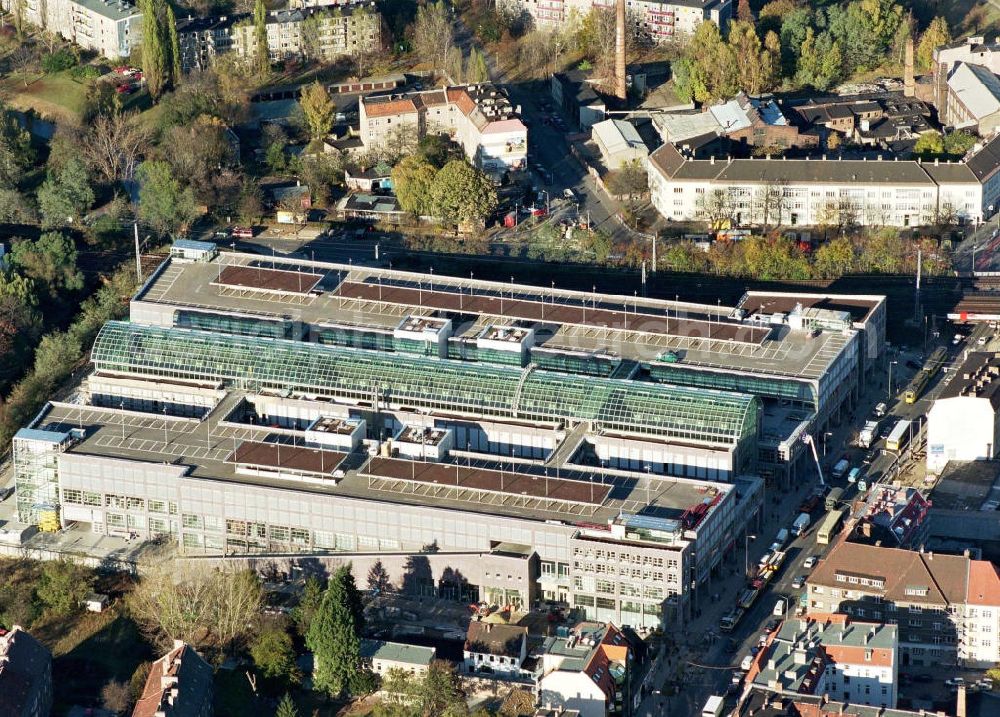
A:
[822,431,833,457]
[744,533,756,579]
[888,360,898,401]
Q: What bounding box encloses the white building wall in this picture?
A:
[538,671,607,717]
[818,660,896,708]
[959,604,1000,667]
[926,396,998,473]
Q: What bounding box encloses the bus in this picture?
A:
[817,508,846,545]
[825,486,844,510]
[904,347,948,403]
[885,419,911,452]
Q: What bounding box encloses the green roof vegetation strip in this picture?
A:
[91,322,760,445]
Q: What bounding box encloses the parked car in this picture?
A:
[945,677,965,688]
[791,575,806,589]
[803,556,817,569]
[740,655,754,671]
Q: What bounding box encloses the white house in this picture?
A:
[360,639,435,677]
[463,622,528,678]
[926,353,1000,473]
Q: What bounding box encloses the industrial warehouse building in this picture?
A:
[12,248,884,629]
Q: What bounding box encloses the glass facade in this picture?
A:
[174,310,290,339]
[650,361,818,409]
[91,321,761,447]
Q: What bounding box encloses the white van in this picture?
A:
[773,599,786,616]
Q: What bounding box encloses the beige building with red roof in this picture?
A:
[805,541,1000,668]
[359,84,527,179]
[132,641,213,717]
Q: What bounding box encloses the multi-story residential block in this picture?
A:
[498,0,731,43]
[0,626,53,717]
[132,640,213,717]
[176,3,380,73]
[538,622,649,717]
[0,0,141,58]
[648,133,1000,227]
[749,615,898,709]
[359,84,528,178]
[806,541,1000,668]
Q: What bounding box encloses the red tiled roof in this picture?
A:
[364,98,418,117]
[967,560,1000,606]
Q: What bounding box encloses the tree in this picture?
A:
[167,4,182,84]
[36,559,93,615]
[392,155,438,216]
[0,102,33,189]
[695,188,736,228]
[85,112,151,184]
[250,625,299,683]
[292,574,323,636]
[466,48,489,84]
[136,160,198,236]
[276,694,299,717]
[412,1,453,71]
[429,160,498,226]
[605,160,647,199]
[914,130,944,157]
[300,82,335,141]
[737,0,752,22]
[812,235,856,277]
[139,0,168,99]
[306,565,370,698]
[37,158,95,228]
[10,232,84,295]
[367,560,392,595]
[127,562,263,651]
[253,0,270,75]
[943,130,976,157]
[101,680,131,715]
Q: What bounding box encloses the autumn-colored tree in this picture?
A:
[917,16,950,69]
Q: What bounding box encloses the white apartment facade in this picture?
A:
[3,0,141,58]
[647,137,1000,228]
[359,85,527,178]
[499,0,731,42]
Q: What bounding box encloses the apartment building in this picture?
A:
[934,36,1000,117]
[0,626,52,717]
[359,84,528,178]
[805,541,1000,668]
[749,615,898,709]
[132,641,213,717]
[498,0,731,42]
[176,2,380,72]
[1,0,141,58]
[647,133,1000,227]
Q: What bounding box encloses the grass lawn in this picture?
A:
[0,70,90,122]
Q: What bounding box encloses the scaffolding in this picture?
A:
[13,428,74,527]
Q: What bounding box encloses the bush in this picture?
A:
[41,48,77,74]
[69,64,101,81]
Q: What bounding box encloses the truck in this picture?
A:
[702,695,725,717]
[792,512,811,536]
[738,587,760,609]
[720,607,745,632]
[832,458,850,480]
[859,420,879,448]
[825,486,844,510]
[769,528,790,552]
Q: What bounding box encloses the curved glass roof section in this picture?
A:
[91,321,760,446]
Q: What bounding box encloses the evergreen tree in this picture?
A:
[367,560,392,595]
[291,574,323,636]
[253,0,269,76]
[306,565,368,698]
[139,0,167,100]
[275,693,299,717]
[166,5,182,85]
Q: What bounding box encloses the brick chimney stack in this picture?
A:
[614,0,627,100]
[904,37,915,97]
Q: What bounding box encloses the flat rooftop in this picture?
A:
[931,460,1000,511]
[34,398,733,531]
[134,253,868,381]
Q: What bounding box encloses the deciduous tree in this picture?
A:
[251,625,299,683]
[136,160,198,236]
[85,112,151,185]
[36,559,93,615]
[299,82,335,141]
[429,159,498,226]
[10,231,84,295]
[412,1,453,71]
[139,0,168,99]
[917,16,949,67]
[37,158,95,228]
[391,155,438,217]
[253,0,270,75]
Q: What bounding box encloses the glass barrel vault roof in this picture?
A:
[91,322,760,446]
